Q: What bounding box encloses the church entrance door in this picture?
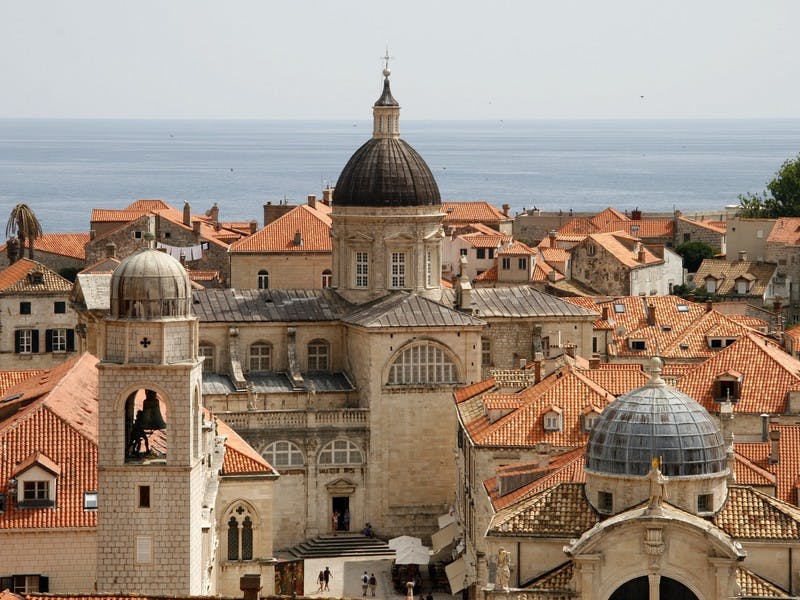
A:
[332,496,350,531]
[609,576,698,600]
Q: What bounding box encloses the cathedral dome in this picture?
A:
[585,358,726,478]
[333,68,440,208]
[111,245,193,319]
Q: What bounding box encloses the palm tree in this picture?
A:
[6,203,43,261]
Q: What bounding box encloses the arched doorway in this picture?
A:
[610,576,698,600]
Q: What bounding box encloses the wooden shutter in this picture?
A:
[45,329,53,352]
[14,330,21,353]
[31,330,39,353]
[39,576,49,593]
[66,329,75,351]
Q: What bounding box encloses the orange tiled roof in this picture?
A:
[724,313,769,331]
[188,270,219,282]
[498,241,535,256]
[0,354,99,530]
[585,232,662,268]
[442,202,507,224]
[598,219,674,238]
[0,370,43,396]
[0,233,89,260]
[79,257,121,275]
[474,266,497,282]
[733,452,776,487]
[531,259,565,283]
[695,259,777,297]
[579,364,648,395]
[0,258,73,295]
[454,378,497,404]
[767,217,800,245]
[714,484,800,540]
[538,246,570,263]
[538,232,587,247]
[736,425,800,504]
[558,217,596,235]
[676,332,800,414]
[592,207,629,227]
[785,325,800,345]
[229,204,332,253]
[214,414,277,475]
[678,216,726,235]
[459,233,509,248]
[736,567,790,598]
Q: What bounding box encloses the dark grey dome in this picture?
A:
[111,247,193,319]
[586,376,726,477]
[334,138,441,207]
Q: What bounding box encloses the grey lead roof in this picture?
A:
[192,289,353,322]
[202,371,354,395]
[440,287,600,319]
[342,292,484,328]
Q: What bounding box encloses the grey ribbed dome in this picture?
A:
[111,248,193,319]
[334,138,441,207]
[586,378,726,477]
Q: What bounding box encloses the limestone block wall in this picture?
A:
[229,253,332,289]
[571,246,631,296]
[0,294,78,370]
[675,219,724,252]
[765,242,800,303]
[0,529,96,593]
[741,543,799,594]
[485,538,568,589]
[267,471,307,549]
[0,251,85,273]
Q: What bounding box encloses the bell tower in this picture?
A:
[96,241,207,595]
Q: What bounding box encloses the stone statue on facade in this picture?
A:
[495,547,512,591]
[647,456,668,510]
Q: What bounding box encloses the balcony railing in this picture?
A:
[214,408,369,431]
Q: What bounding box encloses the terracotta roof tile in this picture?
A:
[696,259,777,297]
[474,266,497,281]
[229,204,332,253]
[523,562,574,595]
[736,425,800,504]
[0,370,43,396]
[714,485,800,540]
[455,378,497,404]
[441,202,506,224]
[734,452,776,487]
[678,216,726,235]
[459,233,510,248]
[676,332,800,414]
[0,233,89,260]
[785,324,800,345]
[487,482,598,537]
[214,414,277,476]
[736,567,790,598]
[0,259,73,295]
[591,207,629,227]
[598,219,674,238]
[585,232,662,268]
[767,217,800,245]
[498,241,535,256]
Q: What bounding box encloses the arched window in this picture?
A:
[226,504,256,561]
[321,269,332,288]
[318,439,363,466]
[262,440,305,467]
[249,342,272,372]
[198,343,215,372]
[308,339,330,371]
[387,342,458,385]
[257,270,269,290]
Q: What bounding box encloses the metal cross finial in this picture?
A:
[381,46,394,72]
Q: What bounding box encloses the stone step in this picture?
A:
[284,534,395,559]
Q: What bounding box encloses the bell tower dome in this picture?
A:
[96,238,208,595]
[331,59,445,303]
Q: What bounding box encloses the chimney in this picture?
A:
[589,354,601,369]
[105,242,117,258]
[307,194,317,209]
[322,187,333,205]
[249,220,257,234]
[631,208,642,220]
[207,202,219,224]
[769,429,780,465]
[638,248,647,263]
[646,304,656,326]
[738,250,748,262]
[263,202,294,227]
[548,230,557,245]
[534,360,542,384]
[240,574,261,600]
[706,299,713,313]
[502,203,510,217]
[293,230,303,246]
[564,343,576,358]
[193,220,202,234]
[601,306,609,321]
[90,229,96,240]
[761,414,769,442]
[183,201,191,226]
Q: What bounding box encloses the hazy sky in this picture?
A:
[2,0,798,120]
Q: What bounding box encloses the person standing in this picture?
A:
[316,571,325,593]
[323,566,332,591]
[343,508,351,531]
[361,571,369,597]
[406,578,415,600]
[332,510,339,533]
[368,573,377,597]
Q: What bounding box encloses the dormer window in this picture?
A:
[582,408,602,432]
[629,339,647,351]
[587,244,596,257]
[13,452,59,509]
[708,337,736,349]
[713,370,743,402]
[613,303,625,314]
[543,407,563,431]
[705,277,718,294]
[27,272,44,285]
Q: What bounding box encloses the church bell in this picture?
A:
[140,390,167,431]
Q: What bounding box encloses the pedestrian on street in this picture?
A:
[316,570,324,593]
[323,566,332,591]
[368,573,377,597]
[361,571,369,597]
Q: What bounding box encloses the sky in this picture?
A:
[1,0,799,120]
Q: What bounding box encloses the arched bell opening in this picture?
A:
[124,388,168,464]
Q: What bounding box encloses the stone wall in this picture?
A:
[675,219,724,252]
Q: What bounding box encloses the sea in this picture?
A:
[1,118,799,233]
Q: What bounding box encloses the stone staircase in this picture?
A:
[284,533,394,559]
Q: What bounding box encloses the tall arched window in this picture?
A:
[318,439,363,466]
[257,270,269,289]
[387,342,458,385]
[226,504,255,561]
[307,339,330,371]
[321,269,332,288]
[262,440,304,467]
[249,342,272,372]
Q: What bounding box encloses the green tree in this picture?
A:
[5,203,43,261]
[675,241,715,273]
[738,154,800,217]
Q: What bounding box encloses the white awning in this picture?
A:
[445,556,467,595]
[431,521,458,553]
[388,535,422,551]
[395,544,431,565]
